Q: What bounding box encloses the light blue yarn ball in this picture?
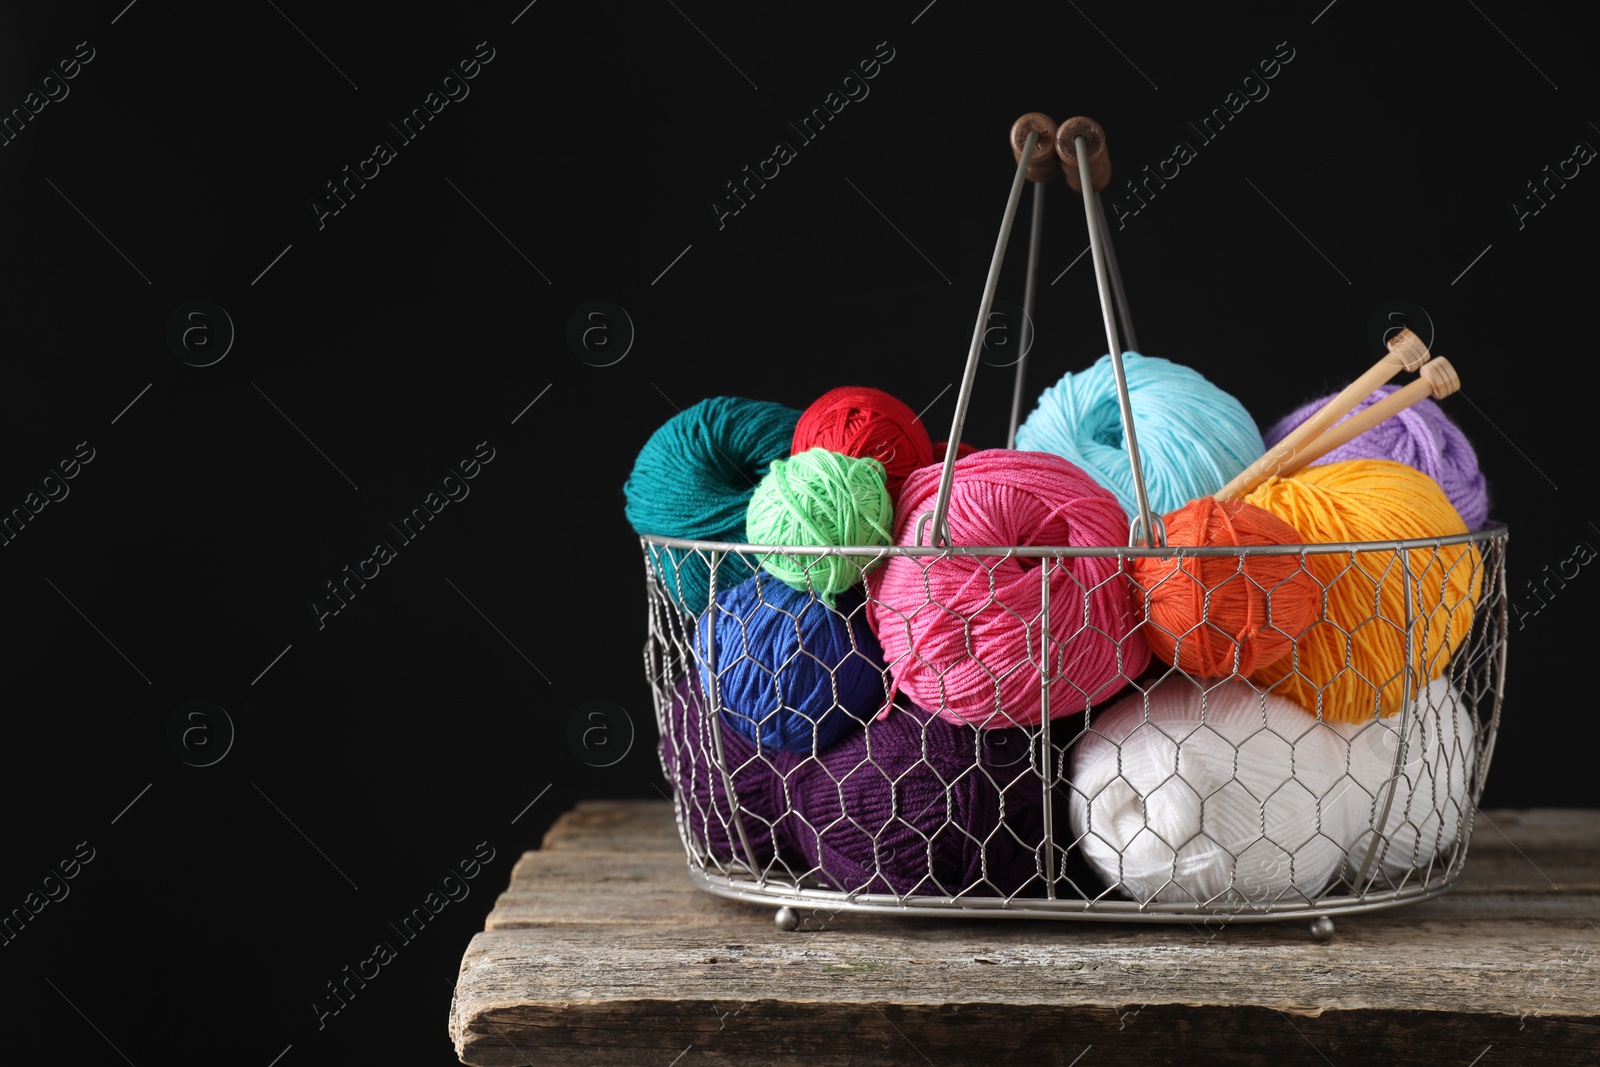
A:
[1015,352,1264,518]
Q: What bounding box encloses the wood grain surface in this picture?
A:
[449,802,1600,1066]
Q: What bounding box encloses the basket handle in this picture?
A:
[916,127,1041,548]
[918,115,1162,549]
[1004,114,1056,451]
[1062,118,1161,548]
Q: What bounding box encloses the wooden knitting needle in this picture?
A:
[1214,327,1432,501]
[1272,357,1460,480]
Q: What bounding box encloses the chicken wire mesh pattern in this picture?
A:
[642,530,1508,923]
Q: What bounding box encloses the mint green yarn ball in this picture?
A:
[745,448,894,605]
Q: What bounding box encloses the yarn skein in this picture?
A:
[694,573,884,753]
[1131,497,1321,677]
[792,386,935,502]
[625,396,802,614]
[784,701,1046,896]
[745,448,893,605]
[1266,384,1489,530]
[1015,352,1265,518]
[661,671,782,868]
[1330,676,1477,882]
[866,449,1149,729]
[1243,459,1481,723]
[660,671,1046,895]
[1068,677,1352,905]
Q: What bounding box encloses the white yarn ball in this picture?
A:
[1068,677,1350,905]
[1331,676,1478,883]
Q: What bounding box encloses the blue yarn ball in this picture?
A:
[1015,352,1265,518]
[694,573,885,753]
[625,396,802,614]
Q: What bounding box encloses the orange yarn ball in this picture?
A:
[1131,497,1320,677]
[1243,459,1482,723]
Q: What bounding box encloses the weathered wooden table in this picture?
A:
[449,801,1599,1065]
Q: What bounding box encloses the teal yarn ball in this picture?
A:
[746,448,894,605]
[625,396,802,614]
[1015,352,1264,518]
[644,544,763,619]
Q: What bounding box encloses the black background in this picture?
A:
[1,1,1594,1064]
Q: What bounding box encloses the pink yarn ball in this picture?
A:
[866,449,1149,729]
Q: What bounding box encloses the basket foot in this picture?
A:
[775,906,800,932]
[1310,916,1335,942]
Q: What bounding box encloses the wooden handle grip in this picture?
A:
[1056,116,1110,192]
[1011,113,1060,182]
[1273,358,1460,479]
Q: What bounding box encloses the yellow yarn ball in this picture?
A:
[1242,459,1482,723]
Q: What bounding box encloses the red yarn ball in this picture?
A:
[934,440,978,460]
[1130,497,1320,677]
[793,386,934,501]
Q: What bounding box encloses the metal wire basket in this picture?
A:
[640,115,1508,937]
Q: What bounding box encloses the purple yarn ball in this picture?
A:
[783,703,1046,897]
[1264,384,1489,529]
[658,674,1046,896]
[660,673,782,869]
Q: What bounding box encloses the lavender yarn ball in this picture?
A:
[658,673,1046,896]
[1265,384,1488,529]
